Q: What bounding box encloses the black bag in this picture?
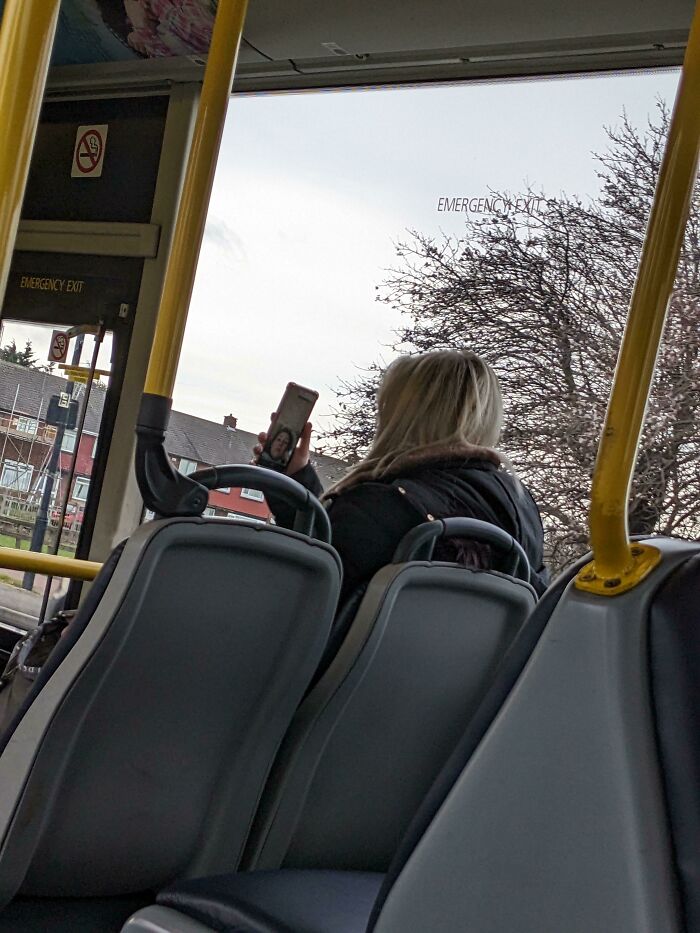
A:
[0,610,75,733]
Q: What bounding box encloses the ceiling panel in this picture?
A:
[42,0,692,94]
[244,0,694,60]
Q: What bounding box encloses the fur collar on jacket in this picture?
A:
[380,443,502,477]
[327,442,502,498]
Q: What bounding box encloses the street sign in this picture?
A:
[58,364,111,384]
[48,330,69,364]
[61,368,89,385]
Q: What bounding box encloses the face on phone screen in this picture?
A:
[258,384,318,471]
[261,425,297,468]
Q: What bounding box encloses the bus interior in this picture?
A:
[0,0,698,930]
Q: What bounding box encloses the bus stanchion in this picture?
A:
[576,0,700,596]
[0,548,100,582]
[0,0,61,303]
[135,0,249,516]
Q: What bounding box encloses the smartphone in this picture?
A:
[258,383,319,472]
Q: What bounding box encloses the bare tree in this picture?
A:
[323,105,700,571]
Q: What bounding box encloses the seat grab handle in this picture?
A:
[393,517,530,583]
[191,463,331,543]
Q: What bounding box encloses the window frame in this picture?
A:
[241,487,264,502]
[61,428,77,454]
[179,457,198,476]
[15,416,37,435]
[0,459,33,492]
[72,475,90,502]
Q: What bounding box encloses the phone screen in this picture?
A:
[258,383,319,471]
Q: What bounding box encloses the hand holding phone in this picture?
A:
[256,383,318,473]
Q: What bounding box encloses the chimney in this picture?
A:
[223,414,237,430]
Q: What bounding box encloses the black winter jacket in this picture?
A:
[277,456,548,605]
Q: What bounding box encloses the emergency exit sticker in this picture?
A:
[71,124,108,178]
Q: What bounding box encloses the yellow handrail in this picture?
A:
[0,548,101,582]
[0,1,85,583]
[144,0,249,399]
[0,0,60,301]
[577,0,700,596]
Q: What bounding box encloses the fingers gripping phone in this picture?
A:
[258,383,319,472]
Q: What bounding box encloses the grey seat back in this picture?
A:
[244,549,536,872]
[373,536,700,933]
[0,516,341,904]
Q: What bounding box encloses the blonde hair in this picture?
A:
[330,349,504,495]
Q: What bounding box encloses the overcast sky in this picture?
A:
[1,67,681,442]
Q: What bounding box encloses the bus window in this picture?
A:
[174,68,692,574]
[0,320,113,631]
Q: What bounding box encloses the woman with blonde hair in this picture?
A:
[257,349,548,606]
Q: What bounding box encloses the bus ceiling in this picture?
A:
[38,0,694,97]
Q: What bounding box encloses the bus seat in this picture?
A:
[243,518,536,873]
[649,552,700,932]
[125,536,700,933]
[367,535,699,933]
[0,515,341,906]
[123,555,565,933]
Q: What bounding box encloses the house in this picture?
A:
[0,359,348,535]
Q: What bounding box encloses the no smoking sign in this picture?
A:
[48,330,69,364]
[71,124,108,178]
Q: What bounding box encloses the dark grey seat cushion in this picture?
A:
[649,553,700,933]
[158,870,383,933]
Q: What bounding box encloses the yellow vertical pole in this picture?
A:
[143,0,249,400]
[577,1,700,596]
[0,1,103,580]
[0,0,61,302]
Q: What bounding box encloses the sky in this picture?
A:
[0,67,681,443]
